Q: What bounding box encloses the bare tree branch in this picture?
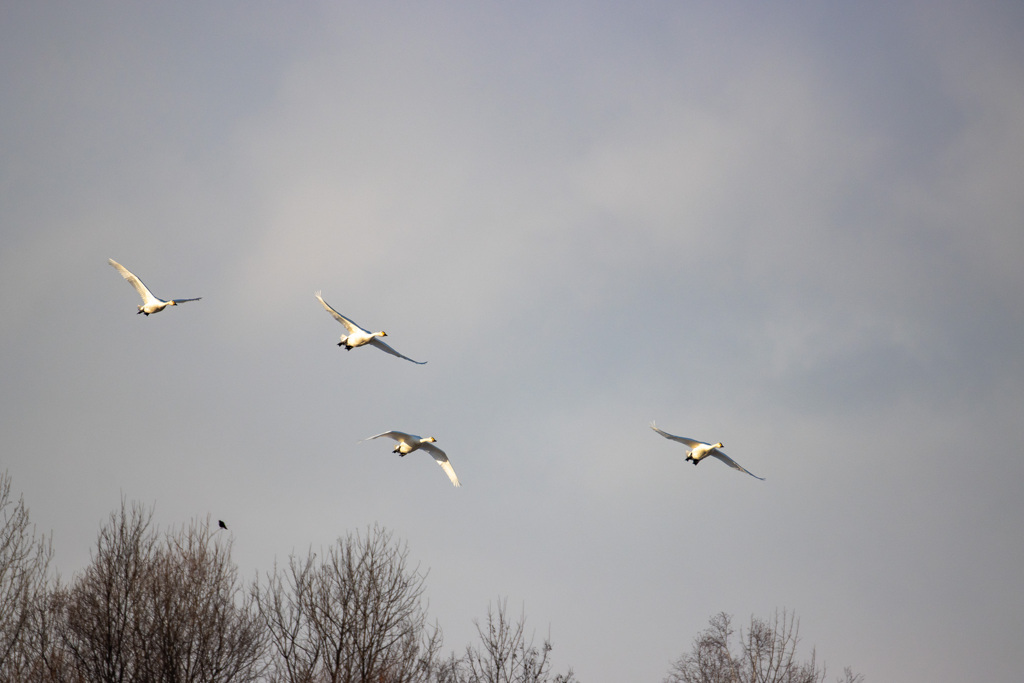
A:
[255,524,435,683]
[665,610,860,683]
[0,471,54,681]
[52,501,264,683]
[462,598,576,683]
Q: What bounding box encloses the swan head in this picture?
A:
[378,331,388,337]
[713,442,723,449]
[426,436,437,443]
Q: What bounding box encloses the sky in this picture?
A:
[2,2,1023,681]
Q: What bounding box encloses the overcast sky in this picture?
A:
[2,2,1023,681]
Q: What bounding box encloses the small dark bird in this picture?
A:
[218,520,228,530]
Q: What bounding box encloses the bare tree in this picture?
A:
[664,610,860,683]
[15,582,75,683]
[414,622,461,683]
[0,492,589,683]
[52,501,265,683]
[0,472,53,681]
[254,524,438,683]
[836,668,863,683]
[254,552,320,683]
[462,598,576,683]
[54,499,158,682]
[138,516,265,682]
[666,612,741,683]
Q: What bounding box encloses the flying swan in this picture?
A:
[108,259,201,315]
[650,422,764,480]
[363,431,461,487]
[315,291,426,364]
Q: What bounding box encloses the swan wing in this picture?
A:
[709,449,765,480]
[650,422,703,449]
[109,258,161,306]
[421,442,461,487]
[368,337,427,364]
[315,291,361,334]
[363,430,415,444]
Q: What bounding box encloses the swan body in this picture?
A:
[650,422,764,480]
[363,430,461,487]
[315,291,426,364]
[108,259,201,315]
